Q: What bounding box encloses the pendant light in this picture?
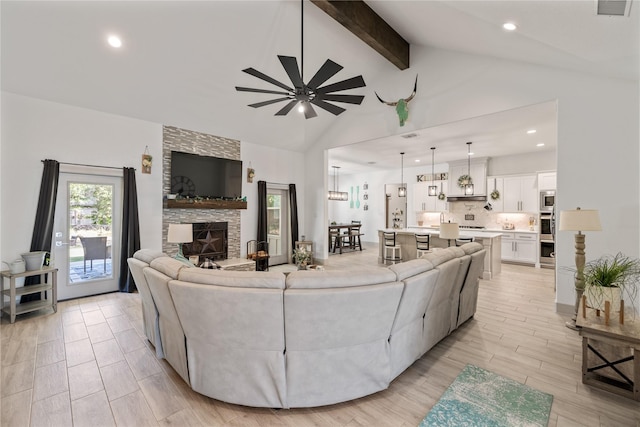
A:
[398,152,406,197]
[428,147,437,196]
[328,166,348,201]
[464,142,474,195]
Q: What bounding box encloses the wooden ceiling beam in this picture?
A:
[311,0,409,70]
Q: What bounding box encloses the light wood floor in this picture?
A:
[2,243,639,426]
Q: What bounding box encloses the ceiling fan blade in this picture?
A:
[311,98,346,116]
[316,75,366,94]
[304,103,318,119]
[278,56,304,89]
[315,93,365,105]
[306,59,343,90]
[248,97,291,108]
[242,67,293,92]
[275,100,298,116]
[236,86,291,96]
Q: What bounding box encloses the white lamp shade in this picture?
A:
[559,209,602,232]
[439,222,460,240]
[168,223,193,243]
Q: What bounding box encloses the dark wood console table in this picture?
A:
[576,299,640,401]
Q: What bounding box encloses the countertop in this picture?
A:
[409,226,538,235]
[379,227,505,239]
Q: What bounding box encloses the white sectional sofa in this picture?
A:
[127,243,486,408]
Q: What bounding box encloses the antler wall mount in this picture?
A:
[235,0,366,119]
[375,75,418,126]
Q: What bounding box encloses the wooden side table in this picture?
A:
[576,299,640,401]
[1,267,58,323]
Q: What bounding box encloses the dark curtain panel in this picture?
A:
[118,167,141,293]
[257,180,267,242]
[22,160,60,303]
[289,184,299,251]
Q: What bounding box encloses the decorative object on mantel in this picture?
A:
[559,207,602,330]
[374,75,418,126]
[141,146,152,174]
[428,147,438,196]
[463,141,474,195]
[398,152,406,197]
[328,166,348,201]
[165,198,247,210]
[235,0,365,119]
[490,178,500,200]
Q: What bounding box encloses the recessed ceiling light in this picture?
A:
[527,129,537,134]
[415,159,421,163]
[503,22,517,31]
[536,143,545,147]
[107,35,122,48]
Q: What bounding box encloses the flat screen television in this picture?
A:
[170,151,242,199]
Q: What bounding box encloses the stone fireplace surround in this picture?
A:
[162,126,241,258]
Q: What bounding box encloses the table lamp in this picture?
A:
[559,207,601,330]
[167,223,193,264]
[439,222,460,247]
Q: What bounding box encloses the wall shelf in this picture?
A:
[165,199,247,210]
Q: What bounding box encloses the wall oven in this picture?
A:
[540,210,555,267]
[540,191,555,212]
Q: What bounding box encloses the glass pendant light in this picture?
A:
[328,166,349,201]
[428,147,437,196]
[464,141,474,195]
[398,152,406,197]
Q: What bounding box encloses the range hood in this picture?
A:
[447,195,487,202]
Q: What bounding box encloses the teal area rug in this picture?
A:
[420,364,553,427]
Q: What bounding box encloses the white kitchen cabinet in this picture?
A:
[501,232,537,264]
[486,177,504,212]
[448,159,487,196]
[538,172,557,190]
[503,175,537,212]
[414,182,429,212]
[414,181,448,212]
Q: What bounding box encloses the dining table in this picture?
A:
[328,223,362,253]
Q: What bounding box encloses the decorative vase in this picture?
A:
[585,286,621,312]
[297,263,307,270]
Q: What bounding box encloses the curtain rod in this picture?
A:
[42,160,135,171]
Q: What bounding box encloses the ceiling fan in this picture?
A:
[235,0,366,119]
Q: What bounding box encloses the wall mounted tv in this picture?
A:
[170,151,242,199]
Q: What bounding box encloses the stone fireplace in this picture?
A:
[183,222,228,263]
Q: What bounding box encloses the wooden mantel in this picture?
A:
[164,199,247,210]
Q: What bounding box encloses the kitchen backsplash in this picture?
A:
[416,201,538,231]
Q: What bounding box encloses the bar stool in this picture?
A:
[383,232,402,264]
[455,237,474,247]
[415,234,431,258]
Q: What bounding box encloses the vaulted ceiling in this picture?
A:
[2,1,638,165]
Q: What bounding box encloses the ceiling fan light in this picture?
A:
[298,102,305,113]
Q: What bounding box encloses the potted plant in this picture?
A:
[582,253,640,313]
[293,246,312,270]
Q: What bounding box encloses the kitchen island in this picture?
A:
[378,227,502,279]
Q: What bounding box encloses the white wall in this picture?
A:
[306,47,639,313]
[488,150,556,176]
[240,141,305,257]
[1,93,163,264]
[1,94,308,268]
